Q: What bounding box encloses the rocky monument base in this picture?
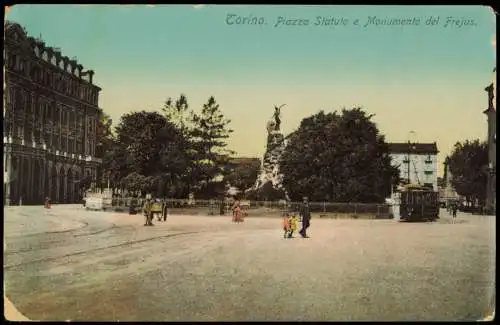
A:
[247,115,288,200]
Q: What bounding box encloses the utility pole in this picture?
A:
[407,140,411,184]
[407,131,416,185]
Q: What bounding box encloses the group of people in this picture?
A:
[283,196,312,238]
[142,197,168,226]
[140,195,313,237]
[230,196,312,237]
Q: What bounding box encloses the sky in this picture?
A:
[6,5,497,176]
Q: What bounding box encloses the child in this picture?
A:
[283,213,299,239]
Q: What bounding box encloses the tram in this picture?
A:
[399,184,440,222]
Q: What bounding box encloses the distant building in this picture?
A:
[4,21,103,205]
[483,67,496,213]
[389,142,439,191]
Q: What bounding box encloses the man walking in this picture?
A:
[299,196,311,238]
[452,203,458,224]
[161,198,168,222]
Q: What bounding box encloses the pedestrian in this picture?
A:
[299,197,311,238]
[44,197,51,209]
[283,212,299,239]
[161,198,168,222]
[452,204,458,223]
[143,198,153,226]
[232,198,243,223]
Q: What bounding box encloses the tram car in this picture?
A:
[399,184,440,222]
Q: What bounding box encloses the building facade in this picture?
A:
[389,142,439,191]
[483,67,496,214]
[4,22,102,205]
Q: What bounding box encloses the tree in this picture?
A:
[246,181,287,201]
[222,159,261,193]
[447,139,488,207]
[162,94,190,135]
[189,96,234,196]
[114,111,191,197]
[279,108,399,203]
[95,109,116,188]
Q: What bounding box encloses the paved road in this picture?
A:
[3,206,495,321]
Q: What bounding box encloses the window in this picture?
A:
[10,54,17,69]
[425,155,433,164]
[7,87,14,105]
[424,171,433,175]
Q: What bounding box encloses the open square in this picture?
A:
[4,206,495,321]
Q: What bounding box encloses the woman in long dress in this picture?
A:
[232,199,243,223]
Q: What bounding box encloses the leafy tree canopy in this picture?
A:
[222,159,261,193]
[279,107,399,203]
[189,96,234,189]
[447,139,488,206]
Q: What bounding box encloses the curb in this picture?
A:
[4,295,32,321]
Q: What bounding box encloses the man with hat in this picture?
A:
[299,196,311,238]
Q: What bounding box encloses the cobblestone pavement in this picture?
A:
[3,206,495,321]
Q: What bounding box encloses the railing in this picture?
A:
[110,198,391,219]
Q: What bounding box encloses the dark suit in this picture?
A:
[299,202,311,237]
[162,200,168,222]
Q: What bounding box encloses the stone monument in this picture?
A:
[250,105,288,195]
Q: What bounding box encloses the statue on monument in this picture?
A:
[273,104,286,131]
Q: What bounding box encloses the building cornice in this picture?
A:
[5,20,101,90]
[6,70,101,111]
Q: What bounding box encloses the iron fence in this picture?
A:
[110,197,391,218]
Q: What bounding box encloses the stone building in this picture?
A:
[483,67,496,214]
[388,142,439,191]
[3,21,102,205]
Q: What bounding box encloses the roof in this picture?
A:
[388,142,439,154]
[5,20,100,89]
